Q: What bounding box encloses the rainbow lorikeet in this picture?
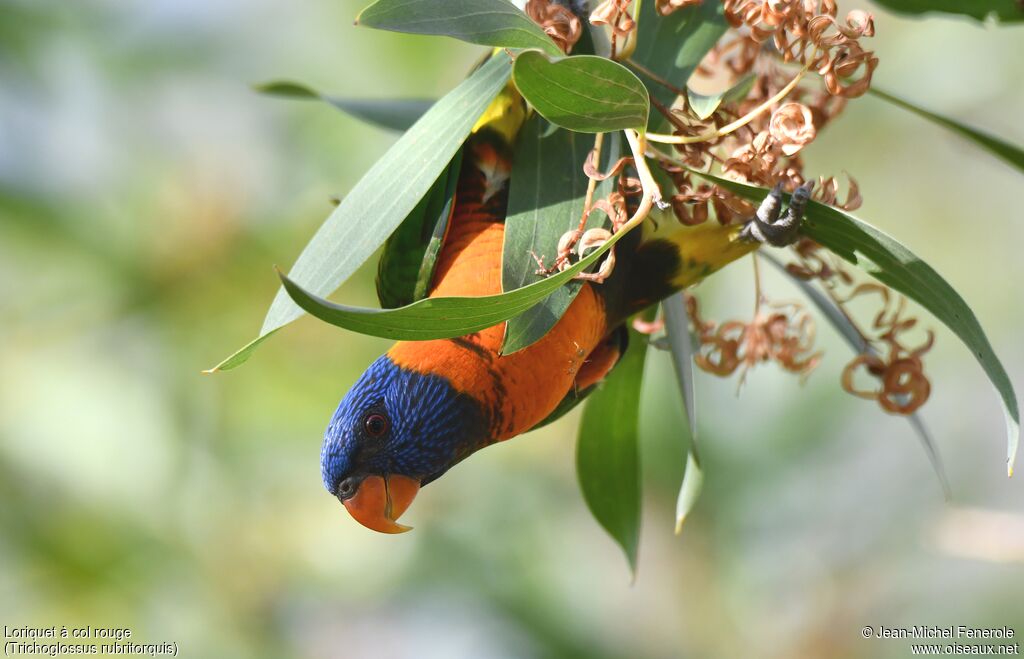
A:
[323,84,811,533]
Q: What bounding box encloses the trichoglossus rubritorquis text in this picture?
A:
[322,79,810,534]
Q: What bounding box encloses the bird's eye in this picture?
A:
[364,413,389,437]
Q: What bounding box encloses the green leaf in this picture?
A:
[871,0,1024,23]
[501,120,621,353]
[413,208,452,301]
[208,53,512,373]
[686,74,755,121]
[577,325,649,573]
[693,169,1020,476]
[662,293,704,531]
[869,88,1024,174]
[203,331,280,373]
[662,294,696,440]
[762,253,951,499]
[512,52,650,133]
[274,205,641,340]
[675,450,703,534]
[376,151,462,308]
[631,0,728,125]
[254,81,432,132]
[356,0,562,55]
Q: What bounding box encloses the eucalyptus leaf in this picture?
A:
[577,325,649,573]
[501,120,621,354]
[376,151,462,308]
[869,87,1024,173]
[631,0,728,126]
[208,53,512,372]
[356,0,562,55]
[675,450,704,534]
[662,294,696,439]
[686,74,756,121]
[692,169,1020,476]
[762,253,951,499]
[512,52,650,133]
[413,206,453,301]
[663,293,704,531]
[871,0,1023,23]
[273,202,641,340]
[255,81,432,132]
[906,413,952,500]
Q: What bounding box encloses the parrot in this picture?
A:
[320,68,811,535]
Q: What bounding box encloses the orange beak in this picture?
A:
[342,474,421,534]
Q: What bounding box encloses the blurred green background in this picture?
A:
[1,1,1022,657]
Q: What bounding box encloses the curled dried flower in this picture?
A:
[808,9,875,46]
[743,302,822,381]
[632,316,665,335]
[701,34,762,76]
[712,189,756,225]
[769,102,817,155]
[671,140,718,170]
[656,0,704,15]
[590,0,636,36]
[846,10,875,37]
[842,354,931,414]
[540,188,627,277]
[688,295,822,382]
[618,174,644,200]
[722,0,877,99]
[813,173,861,210]
[525,0,583,53]
[697,320,745,376]
[839,283,934,415]
[667,179,753,226]
[785,238,852,284]
[820,42,878,98]
[590,192,629,230]
[723,130,786,186]
[638,0,872,242]
[584,149,632,182]
[672,193,710,225]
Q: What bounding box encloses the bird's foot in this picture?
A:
[740,180,815,247]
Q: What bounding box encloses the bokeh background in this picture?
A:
[1,1,1022,657]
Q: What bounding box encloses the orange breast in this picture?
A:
[387,149,609,441]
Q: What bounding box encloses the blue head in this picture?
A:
[322,355,488,533]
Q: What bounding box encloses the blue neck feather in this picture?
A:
[321,355,488,493]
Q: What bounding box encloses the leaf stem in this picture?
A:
[580,132,606,228]
[752,251,763,315]
[645,61,811,145]
[623,128,664,218]
[624,58,688,97]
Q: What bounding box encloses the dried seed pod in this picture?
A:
[769,103,817,155]
[590,0,636,36]
[656,0,705,16]
[525,0,583,53]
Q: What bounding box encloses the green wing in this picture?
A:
[375,150,462,308]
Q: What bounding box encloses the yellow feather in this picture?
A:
[471,81,526,144]
[651,219,760,289]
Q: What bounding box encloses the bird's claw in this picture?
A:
[741,180,815,247]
